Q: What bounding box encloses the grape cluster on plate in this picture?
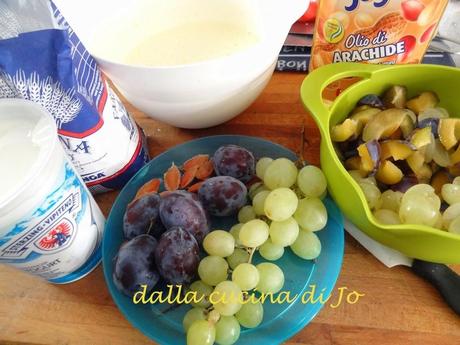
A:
[112,144,329,345]
[332,86,460,233]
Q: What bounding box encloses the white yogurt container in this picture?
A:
[0,99,105,283]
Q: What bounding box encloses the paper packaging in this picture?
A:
[0,0,149,194]
[309,0,448,99]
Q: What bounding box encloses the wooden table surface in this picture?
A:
[1,72,459,345]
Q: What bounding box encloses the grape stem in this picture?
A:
[207,309,221,324]
[247,247,256,264]
[146,219,154,236]
[204,308,220,326]
[299,122,306,167]
[259,216,271,225]
[295,122,309,169]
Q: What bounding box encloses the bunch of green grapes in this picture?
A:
[245,158,328,262]
[353,171,460,233]
[184,158,329,345]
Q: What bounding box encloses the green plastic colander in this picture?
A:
[301,62,460,264]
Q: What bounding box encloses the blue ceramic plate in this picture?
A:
[103,135,344,345]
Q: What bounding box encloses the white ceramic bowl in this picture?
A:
[54,0,308,128]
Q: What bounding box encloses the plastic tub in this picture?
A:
[301,62,460,264]
[53,0,307,128]
[0,99,106,283]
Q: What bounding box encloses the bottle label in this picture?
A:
[310,0,449,71]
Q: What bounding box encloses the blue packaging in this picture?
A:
[0,0,149,193]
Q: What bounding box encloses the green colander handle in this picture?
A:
[300,63,387,133]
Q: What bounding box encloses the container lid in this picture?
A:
[0,99,57,210]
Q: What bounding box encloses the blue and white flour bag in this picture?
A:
[0,0,150,194]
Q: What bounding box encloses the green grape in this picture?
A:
[253,190,270,216]
[235,299,264,328]
[255,262,284,294]
[442,203,460,229]
[448,215,460,234]
[434,211,443,229]
[405,183,435,195]
[263,158,298,190]
[348,170,365,183]
[376,190,403,212]
[183,307,206,332]
[400,186,440,227]
[249,181,262,191]
[373,209,401,225]
[264,188,298,221]
[215,315,240,345]
[404,184,440,210]
[358,181,381,210]
[232,263,259,291]
[454,177,460,185]
[293,197,328,232]
[363,176,377,186]
[256,157,273,179]
[297,165,327,198]
[186,320,215,345]
[319,189,327,200]
[349,170,377,186]
[269,217,299,247]
[229,224,243,245]
[259,239,284,261]
[190,280,213,308]
[227,248,250,270]
[400,195,438,226]
[290,229,321,260]
[248,182,269,200]
[203,230,235,257]
[238,205,256,223]
[212,281,243,316]
[442,183,460,205]
[198,256,229,286]
[239,219,269,248]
